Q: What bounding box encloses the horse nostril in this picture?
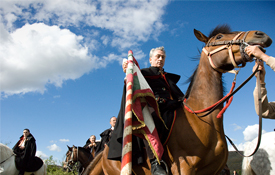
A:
[255,31,264,36]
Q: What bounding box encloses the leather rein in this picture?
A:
[183,31,263,157]
[0,153,15,165]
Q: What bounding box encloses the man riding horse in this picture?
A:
[12,128,43,175]
[108,46,184,175]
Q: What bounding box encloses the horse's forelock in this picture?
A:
[208,24,232,38]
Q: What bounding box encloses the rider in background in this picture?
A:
[12,128,37,175]
[77,135,98,174]
[246,45,275,119]
[84,135,98,155]
[95,116,116,156]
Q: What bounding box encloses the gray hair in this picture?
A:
[110,116,116,121]
[149,46,166,58]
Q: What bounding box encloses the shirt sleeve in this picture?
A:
[266,56,275,72]
[253,82,275,119]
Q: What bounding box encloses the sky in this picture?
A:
[1,0,275,165]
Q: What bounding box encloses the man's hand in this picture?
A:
[245,45,270,62]
[253,61,266,84]
[89,142,96,147]
[122,59,128,73]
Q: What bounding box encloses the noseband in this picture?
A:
[202,31,251,73]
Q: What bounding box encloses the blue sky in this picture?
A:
[1,0,275,164]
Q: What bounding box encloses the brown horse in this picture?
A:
[64,145,94,173]
[84,25,272,175]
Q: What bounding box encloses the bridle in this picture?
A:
[183,31,263,157]
[184,31,254,118]
[64,147,78,173]
[64,146,94,174]
[202,31,251,73]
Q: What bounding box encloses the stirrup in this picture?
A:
[160,160,169,174]
[151,159,169,175]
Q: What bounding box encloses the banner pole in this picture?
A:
[120,50,133,175]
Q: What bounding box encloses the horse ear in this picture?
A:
[67,145,72,151]
[194,29,209,44]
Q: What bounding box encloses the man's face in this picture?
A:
[90,136,96,143]
[149,50,166,70]
[23,130,30,138]
[110,117,117,127]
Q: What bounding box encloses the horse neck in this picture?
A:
[187,55,224,113]
[78,147,93,166]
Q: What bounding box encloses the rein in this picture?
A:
[0,153,15,165]
[183,65,258,118]
[226,59,263,157]
[183,61,262,157]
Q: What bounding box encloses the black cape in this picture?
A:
[12,134,43,172]
[108,67,184,162]
[83,139,100,153]
[95,128,113,156]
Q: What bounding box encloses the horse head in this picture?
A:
[194,25,272,72]
[63,145,77,172]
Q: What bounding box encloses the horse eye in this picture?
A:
[216,35,223,40]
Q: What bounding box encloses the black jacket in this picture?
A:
[13,134,38,171]
[83,139,100,153]
[95,128,113,156]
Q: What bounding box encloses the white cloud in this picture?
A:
[1,0,168,49]
[227,125,267,152]
[36,150,48,159]
[47,144,61,152]
[59,139,69,143]
[243,124,266,142]
[101,35,110,46]
[232,123,242,131]
[0,0,169,97]
[0,23,99,97]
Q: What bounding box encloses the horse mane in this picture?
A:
[184,24,232,98]
[208,24,232,38]
[0,143,13,159]
[84,151,103,173]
